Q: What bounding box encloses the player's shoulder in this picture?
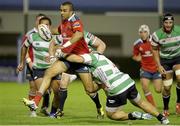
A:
[152,28,163,37]
[26,28,37,36]
[133,39,143,46]
[173,25,180,33]
[68,13,80,22]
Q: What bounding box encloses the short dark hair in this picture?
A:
[39,16,52,25]
[61,1,74,11]
[36,13,46,19]
[162,13,174,22]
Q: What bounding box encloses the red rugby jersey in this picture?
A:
[133,39,158,73]
[58,13,89,55]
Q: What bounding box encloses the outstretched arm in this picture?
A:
[66,54,84,63]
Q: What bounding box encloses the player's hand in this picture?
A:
[49,56,57,64]
[16,63,24,74]
[158,65,166,75]
[55,49,66,58]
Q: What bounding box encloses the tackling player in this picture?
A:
[52,52,169,124]
[132,24,162,107]
[151,13,180,116]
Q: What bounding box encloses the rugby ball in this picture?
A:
[38,24,52,41]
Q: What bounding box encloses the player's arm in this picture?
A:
[132,44,141,62]
[51,27,59,35]
[132,54,142,62]
[151,35,166,74]
[25,50,33,70]
[66,54,84,63]
[16,41,29,72]
[62,31,83,48]
[49,40,57,56]
[62,21,84,48]
[92,37,106,54]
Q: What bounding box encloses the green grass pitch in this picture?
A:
[0,80,179,125]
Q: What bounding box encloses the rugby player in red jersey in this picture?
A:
[132,25,162,107]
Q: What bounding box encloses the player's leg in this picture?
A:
[160,59,174,116]
[173,64,180,114]
[23,60,68,110]
[128,85,169,124]
[49,80,60,117]
[140,69,156,106]
[25,65,37,117]
[152,79,162,94]
[106,88,152,121]
[78,72,104,118]
[161,72,173,116]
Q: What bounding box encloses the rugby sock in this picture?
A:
[28,95,35,100]
[145,92,156,107]
[163,95,170,110]
[156,113,164,121]
[34,92,43,106]
[59,88,67,111]
[176,85,180,103]
[128,113,137,120]
[90,93,102,109]
[50,105,58,114]
[41,92,50,108]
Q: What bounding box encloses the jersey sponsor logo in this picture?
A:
[142,51,153,57]
[73,22,80,28]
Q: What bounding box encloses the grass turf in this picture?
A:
[0,81,179,125]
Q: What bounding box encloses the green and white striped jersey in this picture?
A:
[151,25,180,59]
[81,53,135,96]
[24,32,51,69]
[84,31,97,51]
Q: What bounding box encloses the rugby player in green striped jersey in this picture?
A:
[151,13,180,116]
[58,52,169,124]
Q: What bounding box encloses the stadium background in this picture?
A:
[0,0,180,82]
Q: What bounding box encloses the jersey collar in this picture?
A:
[68,13,75,21]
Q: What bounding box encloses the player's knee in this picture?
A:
[85,86,95,94]
[155,87,162,93]
[106,111,124,121]
[175,69,180,76]
[163,79,173,87]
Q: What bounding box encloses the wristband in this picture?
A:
[63,41,72,48]
[26,58,31,63]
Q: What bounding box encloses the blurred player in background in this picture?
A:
[151,13,180,116]
[22,13,50,117]
[132,24,162,107]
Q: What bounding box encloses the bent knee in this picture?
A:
[155,88,162,93]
